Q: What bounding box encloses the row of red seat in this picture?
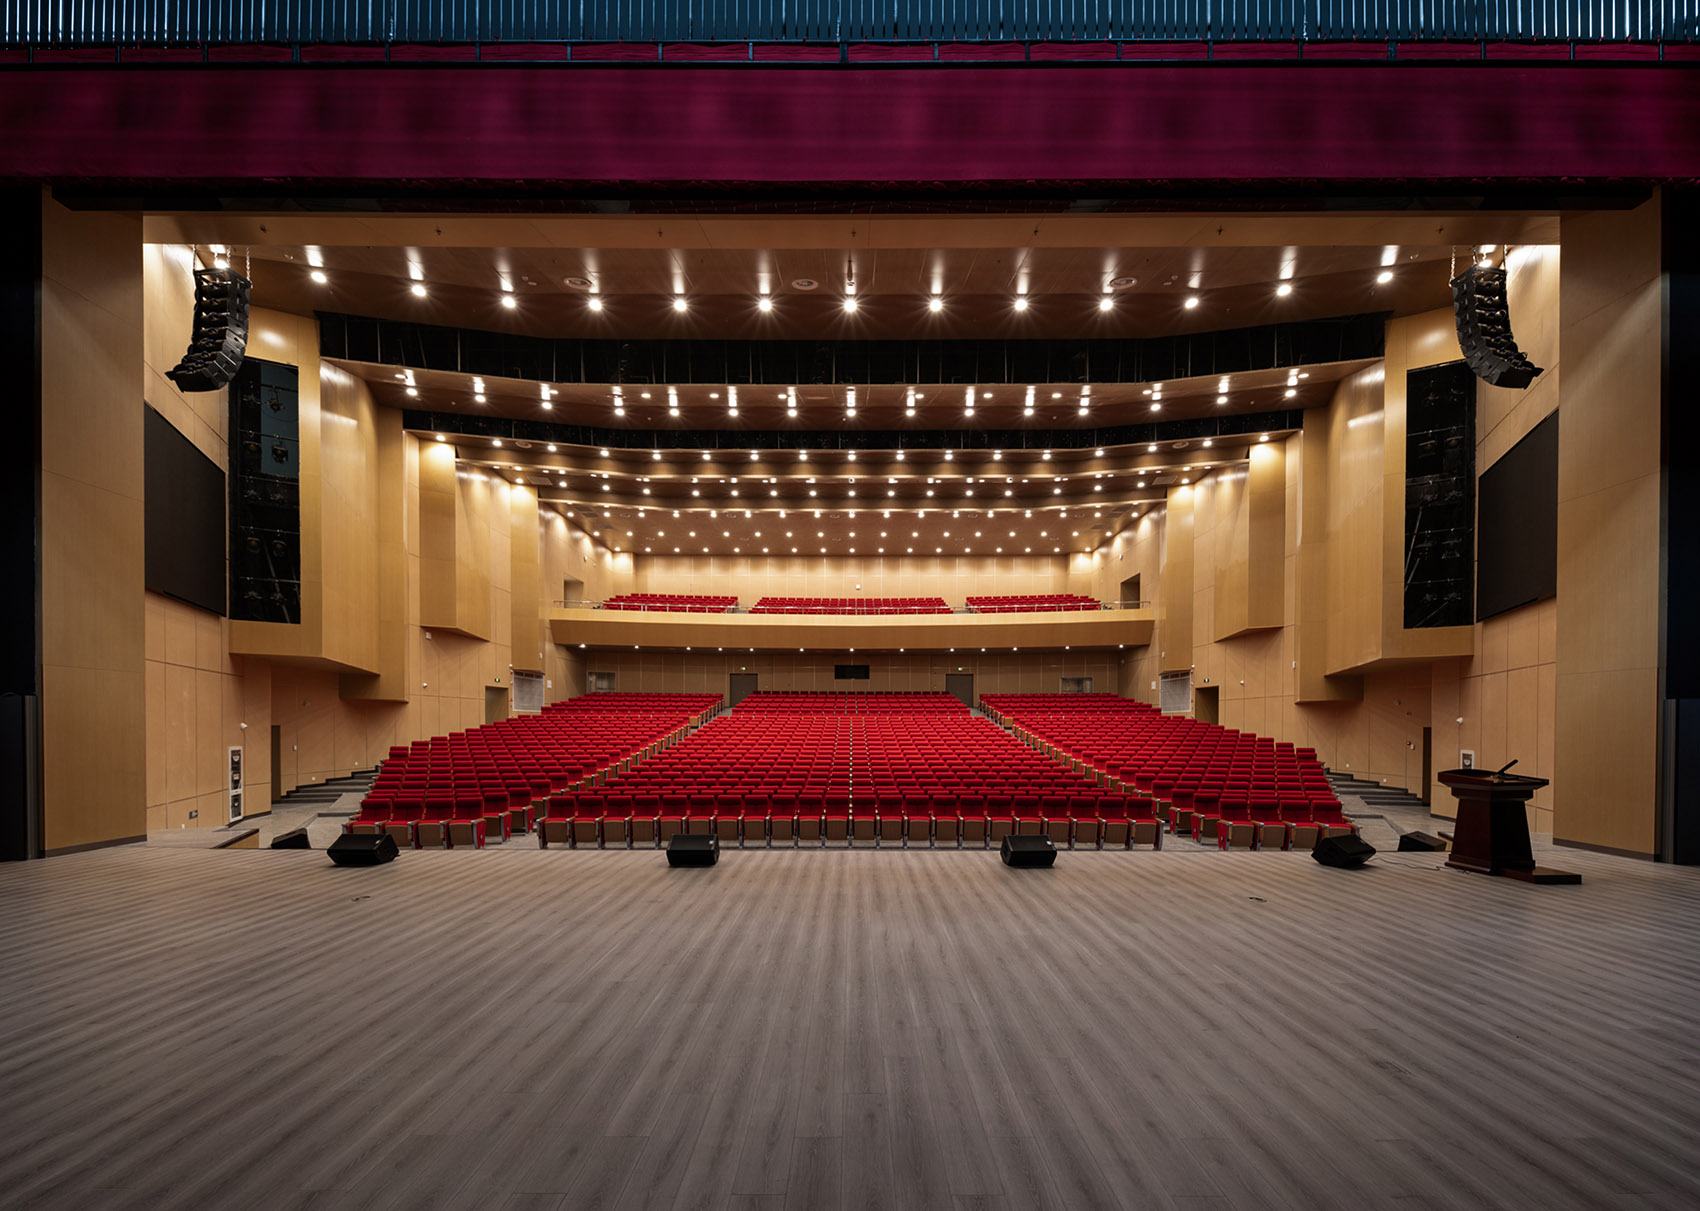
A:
[540,692,1160,848]
[980,694,1357,850]
[749,596,952,615]
[602,593,737,612]
[966,594,1103,612]
[345,693,721,847]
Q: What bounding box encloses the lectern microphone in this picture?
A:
[1493,758,1519,775]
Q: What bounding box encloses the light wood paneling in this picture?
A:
[551,607,1153,652]
[509,485,544,673]
[317,363,379,673]
[1555,199,1664,855]
[39,201,147,851]
[341,411,411,702]
[587,649,1120,697]
[1160,485,1194,670]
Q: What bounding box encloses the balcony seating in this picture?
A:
[966,593,1103,612]
[748,597,951,615]
[347,693,719,849]
[601,593,738,613]
[981,693,1352,850]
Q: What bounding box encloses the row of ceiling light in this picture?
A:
[313,266,1400,313]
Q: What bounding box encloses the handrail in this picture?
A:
[3,3,1695,47]
[555,598,1152,613]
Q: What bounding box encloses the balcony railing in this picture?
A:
[3,2,1694,47]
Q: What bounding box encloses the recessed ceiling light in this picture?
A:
[1098,296,1113,312]
[1183,296,1199,309]
[843,297,859,313]
[501,294,517,309]
[1013,296,1029,312]
[310,270,328,285]
[1276,282,1294,297]
[410,282,427,298]
[791,278,818,291]
[1285,388,1297,398]
[1110,276,1136,289]
[1376,270,1394,284]
[928,296,944,313]
[757,295,773,313]
[565,276,592,289]
[587,296,604,312]
[672,296,688,312]
[1216,394,1227,405]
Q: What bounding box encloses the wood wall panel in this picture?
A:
[1159,486,1193,670]
[509,486,543,673]
[585,649,1120,699]
[39,201,146,851]
[341,410,410,702]
[1555,200,1663,854]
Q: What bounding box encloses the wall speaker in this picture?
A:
[271,827,312,850]
[328,833,398,866]
[1000,834,1057,868]
[166,267,251,392]
[667,834,719,867]
[1313,834,1376,868]
[1397,831,1449,852]
[1451,263,1543,389]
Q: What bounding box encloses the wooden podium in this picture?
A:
[1437,767,1579,884]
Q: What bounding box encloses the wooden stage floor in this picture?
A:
[2,842,1698,1210]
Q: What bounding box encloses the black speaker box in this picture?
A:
[667,834,719,867]
[271,827,312,850]
[1313,834,1376,868]
[1397,831,1449,852]
[328,833,398,866]
[1000,834,1057,868]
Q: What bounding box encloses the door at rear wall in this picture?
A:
[729,672,759,707]
[945,673,975,709]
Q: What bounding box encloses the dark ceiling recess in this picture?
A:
[319,312,1387,388]
[400,409,1306,454]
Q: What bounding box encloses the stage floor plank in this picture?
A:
[2,843,1698,1210]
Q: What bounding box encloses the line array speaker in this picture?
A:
[166,267,251,392]
[1451,263,1543,389]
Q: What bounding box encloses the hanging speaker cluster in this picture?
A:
[1451,262,1542,389]
[166,267,251,393]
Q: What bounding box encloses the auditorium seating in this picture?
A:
[980,694,1354,850]
[346,693,719,848]
[601,593,737,612]
[748,597,952,615]
[966,594,1103,612]
[542,691,1159,849]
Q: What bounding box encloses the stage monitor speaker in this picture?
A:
[1000,834,1057,868]
[328,833,398,866]
[271,827,312,850]
[1398,831,1449,852]
[166,267,251,392]
[1313,834,1376,868]
[1451,263,1543,389]
[667,834,719,867]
